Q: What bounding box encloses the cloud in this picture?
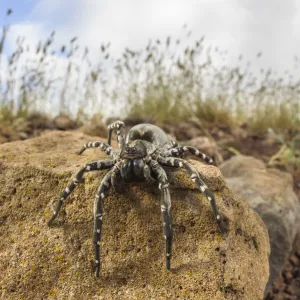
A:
[16,0,298,76]
[20,0,245,58]
[6,22,44,51]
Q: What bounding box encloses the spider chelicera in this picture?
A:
[48,121,226,277]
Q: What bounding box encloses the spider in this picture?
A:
[48,121,226,277]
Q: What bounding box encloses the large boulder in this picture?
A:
[0,132,270,300]
[220,155,300,293]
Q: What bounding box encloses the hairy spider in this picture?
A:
[48,121,226,277]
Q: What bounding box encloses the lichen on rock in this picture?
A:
[0,131,270,300]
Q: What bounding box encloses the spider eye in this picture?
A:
[126,146,136,154]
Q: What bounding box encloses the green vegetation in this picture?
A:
[268,128,300,171]
[0,10,299,132]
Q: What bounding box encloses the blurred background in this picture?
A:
[0,1,300,299]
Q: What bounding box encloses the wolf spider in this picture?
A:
[48,121,226,277]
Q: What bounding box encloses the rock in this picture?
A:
[53,115,77,130]
[220,155,300,294]
[285,279,300,297]
[78,114,108,138]
[17,131,29,140]
[13,113,55,133]
[79,122,108,138]
[185,136,224,165]
[0,134,8,144]
[0,132,270,300]
[0,124,20,144]
[7,113,56,142]
[162,121,203,141]
[185,137,217,158]
[231,127,248,140]
[289,255,299,267]
[12,117,31,133]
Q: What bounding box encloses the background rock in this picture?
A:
[220,155,300,294]
[79,122,108,138]
[162,120,203,141]
[185,136,224,165]
[0,132,270,300]
[53,115,77,130]
[185,137,217,158]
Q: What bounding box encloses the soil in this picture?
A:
[265,238,300,300]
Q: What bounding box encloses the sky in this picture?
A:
[0,0,300,117]
[0,0,300,77]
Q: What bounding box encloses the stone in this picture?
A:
[78,114,108,138]
[0,132,270,300]
[53,115,77,130]
[162,121,203,141]
[289,255,299,267]
[285,280,300,298]
[283,271,294,284]
[186,136,217,158]
[185,136,224,165]
[220,155,300,294]
[79,122,108,138]
[0,124,20,144]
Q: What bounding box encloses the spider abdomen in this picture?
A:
[126,123,170,148]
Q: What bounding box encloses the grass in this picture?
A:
[0,9,299,133]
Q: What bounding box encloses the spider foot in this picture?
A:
[76,178,85,184]
[95,265,100,278]
[217,217,228,238]
[166,258,171,270]
[75,149,83,155]
[47,213,57,227]
[72,177,85,185]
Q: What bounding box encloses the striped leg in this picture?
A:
[76,141,115,157]
[48,160,114,226]
[94,164,120,277]
[166,146,214,165]
[107,120,125,151]
[164,140,179,150]
[148,159,173,270]
[157,156,226,237]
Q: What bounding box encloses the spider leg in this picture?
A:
[143,164,156,183]
[47,160,114,226]
[76,141,116,158]
[107,120,125,151]
[111,166,126,193]
[164,140,179,150]
[148,159,173,270]
[94,163,121,277]
[157,156,226,237]
[166,146,214,165]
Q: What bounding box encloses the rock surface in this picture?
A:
[220,155,300,294]
[53,115,77,130]
[0,132,270,300]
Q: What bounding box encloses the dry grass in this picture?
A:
[0,9,299,132]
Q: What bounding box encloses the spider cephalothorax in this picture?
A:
[48,121,226,277]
